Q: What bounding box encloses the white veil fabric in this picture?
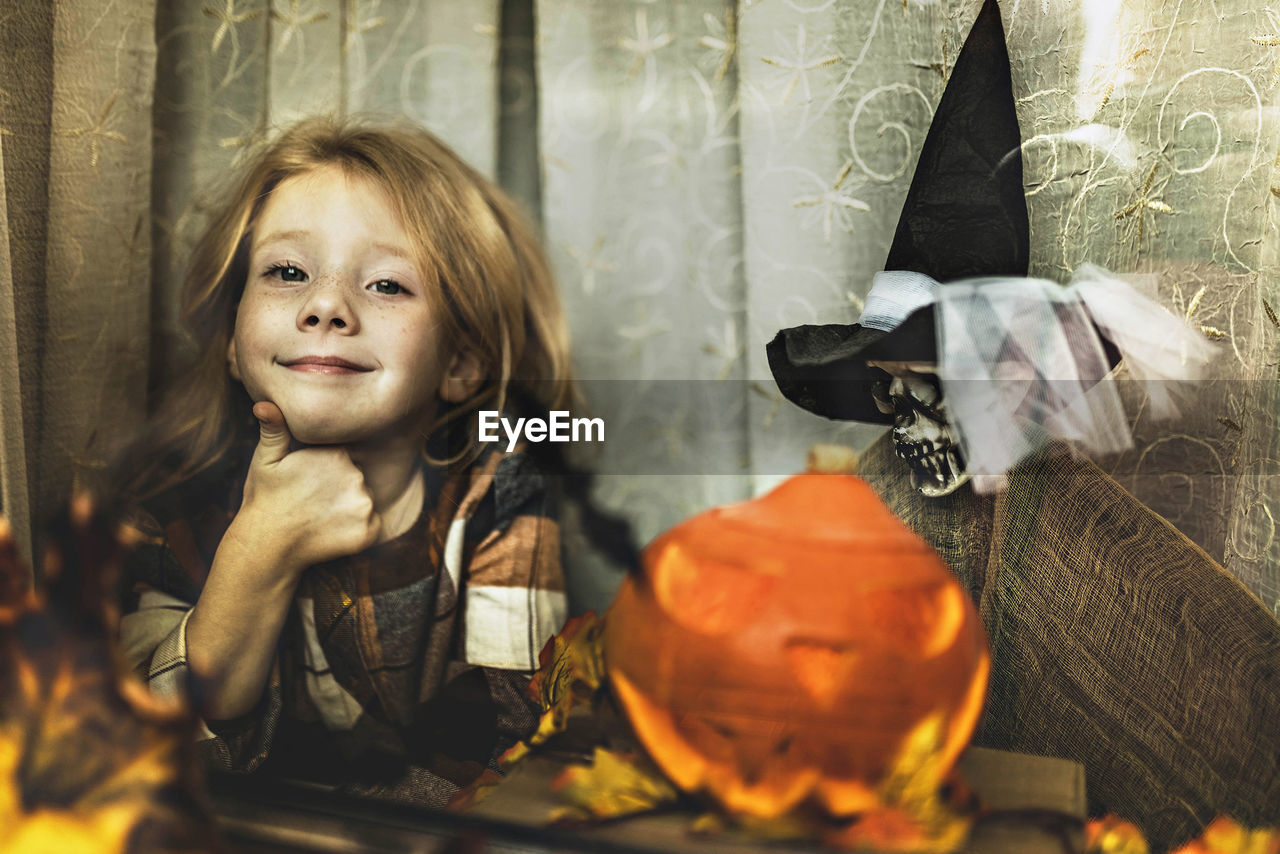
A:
[866,265,1217,491]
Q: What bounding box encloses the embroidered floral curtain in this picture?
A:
[0,1,156,574]
[2,0,1277,614]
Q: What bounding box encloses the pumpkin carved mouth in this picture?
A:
[784,640,860,709]
[613,669,876,818]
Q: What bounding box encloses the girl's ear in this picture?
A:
[227,335,242,382]
[438,350,484,403]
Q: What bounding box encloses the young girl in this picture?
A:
[111,116,572,802]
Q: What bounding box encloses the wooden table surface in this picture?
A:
[208,746,1086,853]
[464,746,1087,854]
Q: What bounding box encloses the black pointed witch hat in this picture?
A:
[766,0,1100,424]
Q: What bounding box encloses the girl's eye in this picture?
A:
[368,279,404,296]
[266,264,307,283]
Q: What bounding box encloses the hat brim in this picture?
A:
[767,301,1124,424]
[765,307,936,424]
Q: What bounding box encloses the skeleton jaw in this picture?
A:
[868,360,971,499]
[893,434,971,497]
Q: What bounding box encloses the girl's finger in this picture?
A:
[251,401,293,465]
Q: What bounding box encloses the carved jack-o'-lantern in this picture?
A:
[603,457,990,819]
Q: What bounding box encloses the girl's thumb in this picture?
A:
[251,401,292,463]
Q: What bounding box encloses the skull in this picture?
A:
[867,362,969,498]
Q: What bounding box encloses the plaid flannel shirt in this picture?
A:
[118,444,566,802]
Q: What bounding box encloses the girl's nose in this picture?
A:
[296,279,358,333]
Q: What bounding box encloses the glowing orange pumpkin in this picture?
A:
[603,455,990,819]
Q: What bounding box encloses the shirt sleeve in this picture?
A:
[456,451,569,672]
[118,514,281,773]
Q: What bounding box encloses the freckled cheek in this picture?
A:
[232,312,289,377]
[237,293,292,333]
[391,337,445,393]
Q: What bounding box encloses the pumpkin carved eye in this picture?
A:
[651,542,777,636]
[862,582,965,659]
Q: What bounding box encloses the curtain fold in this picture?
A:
[0,4,55,575]
[0,136,35,575]
[152,0,270,376]
[44,0,156,511]
[0,1,154,575]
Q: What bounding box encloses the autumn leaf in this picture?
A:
[550,747,677,821]
[445,769,505,812]
[827,805,964,853]
[497,740,531,768]
[503,613,608,767]
[527,612,607,708]
[856,712,972,852]
[1087,814,1280,854]
[1169,816,1280,854]
[879,712,949,806]
[1086,816,1150,854]
[0,801,150,854]
[0,499,211,853]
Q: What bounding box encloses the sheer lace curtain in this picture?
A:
[3,0,1277,613]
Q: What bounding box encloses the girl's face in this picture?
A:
[229,165,473,446]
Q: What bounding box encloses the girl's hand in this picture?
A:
[233,400,382,575]
[186,400,379,719]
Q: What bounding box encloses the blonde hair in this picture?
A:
[114,115,572,503]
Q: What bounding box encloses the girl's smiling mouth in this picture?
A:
[278,355,373,374]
